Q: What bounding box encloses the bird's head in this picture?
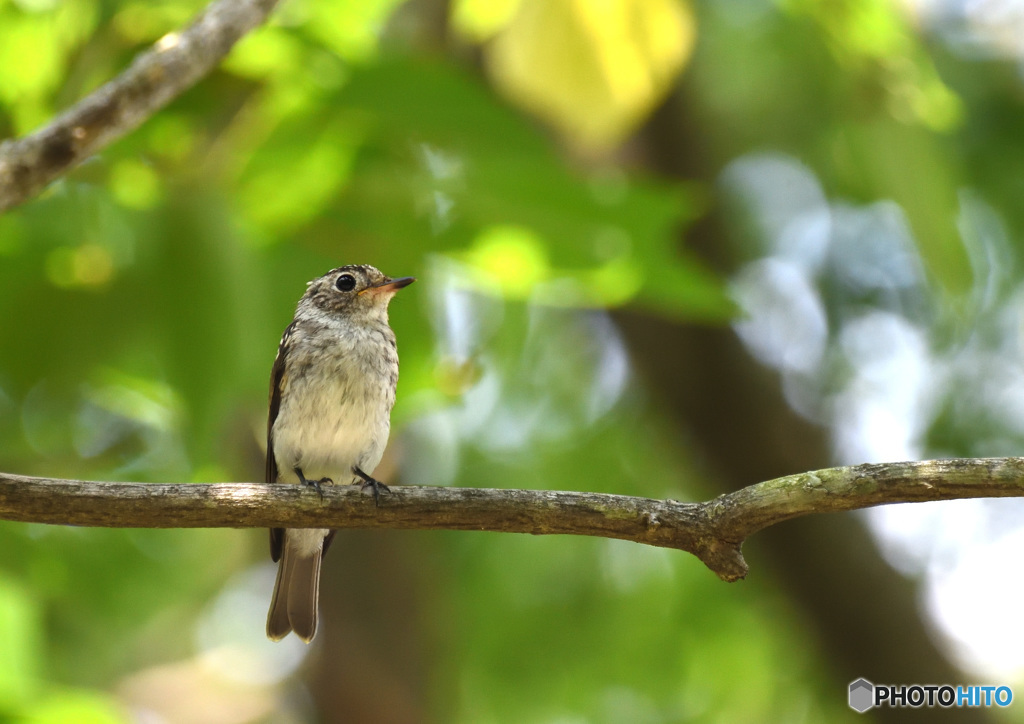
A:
[301,264,415,323]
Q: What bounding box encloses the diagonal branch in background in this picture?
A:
[0,0,280,213]
[2,457,1023,581]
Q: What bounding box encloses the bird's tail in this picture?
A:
[266,541,321,643]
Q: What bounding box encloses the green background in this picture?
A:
[2,0,1023,721]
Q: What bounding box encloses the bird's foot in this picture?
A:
[353,466,390,507]
[294,467,331,500]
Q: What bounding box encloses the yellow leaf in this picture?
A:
[485,0,695,152]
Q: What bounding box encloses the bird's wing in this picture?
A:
[268,321,296,563]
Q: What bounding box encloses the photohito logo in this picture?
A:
[849,679,1013,712]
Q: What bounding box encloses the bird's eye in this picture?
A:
[336,274,357,292]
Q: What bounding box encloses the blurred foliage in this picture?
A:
[1,0,1022,720]
[471,0,696,151]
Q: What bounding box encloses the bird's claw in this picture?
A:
[295,467,331,500]
[353,466,390,507]
[360,479,390,507]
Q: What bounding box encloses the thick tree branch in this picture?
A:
[3,458,1023,581]
[0,0,279,213]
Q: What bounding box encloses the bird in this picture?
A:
[265,264,414,643]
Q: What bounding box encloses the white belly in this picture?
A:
[272,361,392,485]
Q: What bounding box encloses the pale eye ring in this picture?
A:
[336,273,357,292]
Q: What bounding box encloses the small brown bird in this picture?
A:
[265,264,414,643]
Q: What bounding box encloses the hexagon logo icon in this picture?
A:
[849,678,874,713]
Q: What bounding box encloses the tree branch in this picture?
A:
[3,458,1023,581]
[0,0,279,213]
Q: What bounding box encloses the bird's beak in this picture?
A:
[360,276,416,296]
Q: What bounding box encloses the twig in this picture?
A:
[0,0,279,213]
[2,458,1023,581]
